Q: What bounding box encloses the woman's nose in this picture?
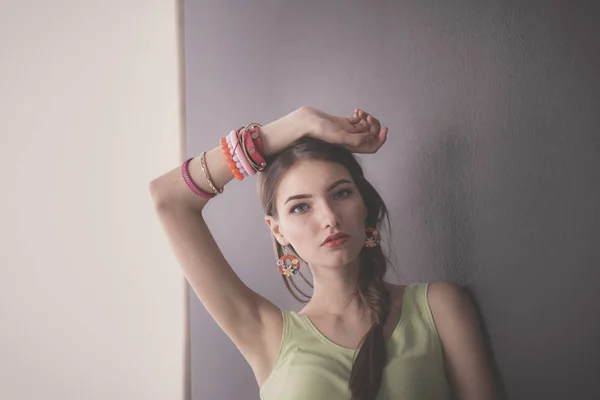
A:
[318,202,340,229]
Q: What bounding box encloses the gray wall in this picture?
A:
[184,1,600,399]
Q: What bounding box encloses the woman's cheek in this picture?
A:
[282,218,304,241]
[285,218,316,249]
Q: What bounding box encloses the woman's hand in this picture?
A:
[301,106,388,154]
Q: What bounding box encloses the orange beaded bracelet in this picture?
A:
[220,137,244,181]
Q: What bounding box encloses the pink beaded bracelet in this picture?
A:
[226,134,248,177]
[181,158,215,199]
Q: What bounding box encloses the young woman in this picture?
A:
[149,106,497,399]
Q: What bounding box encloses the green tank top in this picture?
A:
[259,282,452,400]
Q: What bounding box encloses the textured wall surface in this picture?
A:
[185,1,600,399]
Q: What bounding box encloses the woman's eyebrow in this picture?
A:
[283,179,352,205]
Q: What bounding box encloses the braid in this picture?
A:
[348,247,391,399]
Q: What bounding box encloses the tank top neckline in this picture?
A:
[292,284,413,353]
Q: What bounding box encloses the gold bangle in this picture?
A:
[244,122,263,130]
[200,151,223,195]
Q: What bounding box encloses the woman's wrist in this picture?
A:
[260,107,310,157]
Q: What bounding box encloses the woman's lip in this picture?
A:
[322,234,349,245]
[323,236,349,247]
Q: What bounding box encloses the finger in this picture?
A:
[362,126,387,153]
[354,119,369,132]
[376,127,389,150]
[353,108,382,134]
[345,125,389,153]
[347,110,361,125]
[349,107,368,122]
[378,127,388,147]
[357,108,380,136]
[367,114,381,136]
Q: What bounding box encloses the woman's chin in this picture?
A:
[320,248,361,267]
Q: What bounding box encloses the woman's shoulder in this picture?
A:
[390,281,466,319]
[385,281,431,304]
[421,281,474,332]
[425,281,467,305]
[391,280,464,299]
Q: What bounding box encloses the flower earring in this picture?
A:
[277,246,301,277]
[364,227,381,248]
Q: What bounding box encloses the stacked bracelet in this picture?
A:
[225,132,248,178]
[181,122,268,201]
[231,127,256,176]
[241,124,267,172]
[199,151,223,195]
[227,123,267,174]
[181,157,216,199]
[220,136,243,181]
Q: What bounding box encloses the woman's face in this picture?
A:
[265,159,367,269]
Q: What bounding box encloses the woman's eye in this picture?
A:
[291,204,309,214]
[334,189,352,199]
[291,190,351,213]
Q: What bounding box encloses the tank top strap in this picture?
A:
[402,282,439,336]
[270,310,313,365]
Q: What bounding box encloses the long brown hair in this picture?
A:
[258,136,393,400]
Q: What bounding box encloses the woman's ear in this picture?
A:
[264,215,287,246]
